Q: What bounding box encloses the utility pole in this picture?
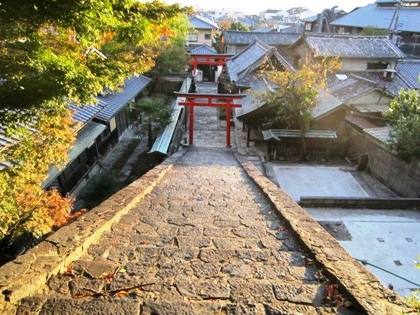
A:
[389,0,403,41]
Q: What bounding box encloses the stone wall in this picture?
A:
[0,158,177,314]
[345,125,420,198]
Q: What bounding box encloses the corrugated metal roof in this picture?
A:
[364,126,391,143]
[222,31,301,46]
[96,75,151,122]
[305,34,406,59]
[262,129,337,140]
[189,15,218,29]
[331,3,420,33]
[352,103,389,113]
[149,78,191,155]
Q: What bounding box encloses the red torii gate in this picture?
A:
[175,92,246,147]
[189,54,232,73]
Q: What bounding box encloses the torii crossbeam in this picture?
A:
[175,92,246,147]
[189,54,232,73]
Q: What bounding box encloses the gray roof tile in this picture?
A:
[222,31,301,46]
[226,39,293,86]
[305,34,406,59]
[188,44,217,55]
[326,74,377,102]
[96,75,151,122]
[396,60,420,89]
[70,102,105,124]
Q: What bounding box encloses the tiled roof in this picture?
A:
[189,15,218,30]
[226,39,293,85]
[312,89,343,120]
[96,75,151,122]
[42,121,107,189]
[331,3,420,33]
[305,34,406,59]
[188,44,217,55]
[326,74,377,102]
[222,31,301,46]
[235,79,271,119]
[69,102,105,125]
[0,125,17,170]
[349,71,412,97]
[396,60,420,89]
[226,39,273,83]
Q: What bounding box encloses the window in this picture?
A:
[204,34,211,40]
[187,33,198,42]
[367,62,389,70]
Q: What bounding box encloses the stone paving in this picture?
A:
[17,147,357,315]
[1,83,411,315]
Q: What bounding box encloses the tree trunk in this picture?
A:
[147,118,153,148]
[300,128,307,162]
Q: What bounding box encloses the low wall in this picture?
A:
[299,196,420,209]
[242,162,409,315]
[0,150,186,314]
[345,125,420,198]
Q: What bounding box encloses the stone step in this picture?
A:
[16,297,320,315]
[19,279,349,315]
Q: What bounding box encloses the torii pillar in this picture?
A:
[175,93,245,147]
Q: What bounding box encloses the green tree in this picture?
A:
[258,57,340,161]
[132,95,173,148]
[230,21,250,31]
[0,0,190,253]
[383,89,420,161]
[146,42,189,95]
[359,26,389,36]
[0,0,190,126]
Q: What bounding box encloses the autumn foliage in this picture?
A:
[258,56,340,160]
[0,107,75,251]
[0,1,190,254]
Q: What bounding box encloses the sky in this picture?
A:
[159,0,374,14]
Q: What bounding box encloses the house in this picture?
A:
[330,0,420,35]
[330,0,420,57]
[221,39,293,93]
[43,75,151,196]
[302,8,347,33]
[219,31,301,63]
[261,9,288,21]
[94,75,152,154]
[186,44,220,82]
[289,33,406,71]
[187,15,218,48]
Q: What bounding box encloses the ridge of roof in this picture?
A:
[189,15,218,29]
[304,34,406,59]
